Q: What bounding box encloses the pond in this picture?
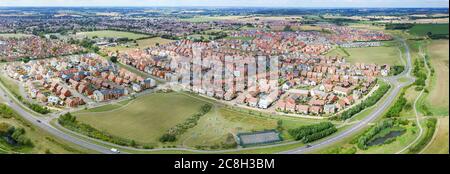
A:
[367,130,405,146]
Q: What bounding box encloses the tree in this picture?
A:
[110,56,118,63]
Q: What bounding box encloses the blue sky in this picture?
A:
[0,0,448,8]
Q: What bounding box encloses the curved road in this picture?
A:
[0,39,414,154]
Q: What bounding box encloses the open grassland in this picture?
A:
[326,45,401,65]
[400,87,420,118]
[74,91,323,149]
[408,24,449,36]
[0,74,22,98]
[422,117,449,154]
[426,40,449,115]
[0,33,33,38]
[77,30,149,40]
[292,25,323,31]
[176,107,278,148]
[75,92,207,146]
[102,37,174,53]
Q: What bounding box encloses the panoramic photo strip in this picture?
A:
[0,0,448,170]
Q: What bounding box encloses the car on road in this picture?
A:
[110,148,120,153]
[306,144,312,148]
[36,120,41,123]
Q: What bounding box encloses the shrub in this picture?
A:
[288,122,336,142]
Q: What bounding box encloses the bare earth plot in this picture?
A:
[426,40,449,116]
[422,117,449,154]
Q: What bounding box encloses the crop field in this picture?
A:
[77,30,149,40]
[326,45,401,65]
[408,24,449,36]
[422,117,449,154]
[426,40,449,115]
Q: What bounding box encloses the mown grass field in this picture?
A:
[426,40,449,115]
[77,30,149,40]
[422,117,449,154]
[326,45,401,65]
[408,24,449,36]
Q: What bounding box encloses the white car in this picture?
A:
[110,148,120,153]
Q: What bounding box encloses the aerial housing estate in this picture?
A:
[116,25,392,117]
[3,53,156,108]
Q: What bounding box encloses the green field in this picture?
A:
[0,33,33,38]
[326,45,401,65]
[74,91,323,149]
[0,74,22,98]
[422,117,449,154]
[179,16,245,23]
[75,92,207,146]
[102,37,174,53]
[426,40,449,115]
[408,24,449,36]
[77,30,149,40]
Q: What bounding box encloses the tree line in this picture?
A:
[160,104,212,143]
[288,122,337,143]
[0,122,33,147]
[332,81,390,120]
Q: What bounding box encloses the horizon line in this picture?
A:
[0,6,449,8]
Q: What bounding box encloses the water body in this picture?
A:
[368,130,405,146]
